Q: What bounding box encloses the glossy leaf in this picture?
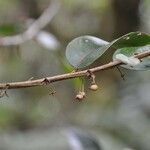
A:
[113,45,150,70]
[66,36,109,68]
[66,32,150,69]
[111,32,150,49]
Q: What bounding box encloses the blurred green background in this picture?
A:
[0,0,150,150]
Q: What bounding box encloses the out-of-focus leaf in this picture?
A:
[113,45,150,70]
[60,58,81,89]
[66,36,109,68]
[66,32,150,69]
[0,24,19,36]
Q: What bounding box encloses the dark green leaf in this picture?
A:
[111,32,150,49]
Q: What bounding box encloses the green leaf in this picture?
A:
[66,36,109,68]
[111,32,150,49]
[113,45,150,70]
[0,24,20,36]
[66,32,150,69]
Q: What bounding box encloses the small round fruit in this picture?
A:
[76,94,84,100]
[90,84,98,91]
[79,91,86,98]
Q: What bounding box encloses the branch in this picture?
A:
[0,50,149,90]
[0,1,60,46]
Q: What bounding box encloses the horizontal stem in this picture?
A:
[0,50,149,90]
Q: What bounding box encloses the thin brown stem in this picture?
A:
[0,50,149,90]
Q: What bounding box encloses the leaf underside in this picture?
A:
[66,32,150,69]
[113,45,150,70]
